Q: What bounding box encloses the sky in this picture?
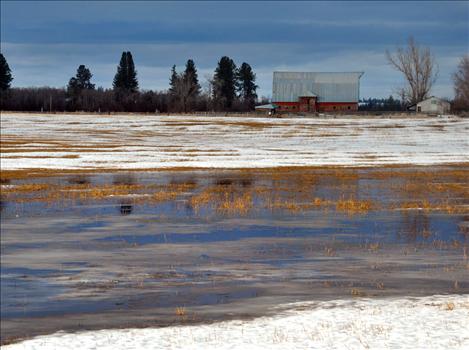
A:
[1,1,468,99]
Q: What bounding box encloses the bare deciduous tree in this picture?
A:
[169,71,199,113]
[453,55,469,111]
[386,37,438,105]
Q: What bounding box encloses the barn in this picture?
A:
[407,96,451,115]
[272,71,364,113]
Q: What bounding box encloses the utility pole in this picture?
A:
[49,95,52,113]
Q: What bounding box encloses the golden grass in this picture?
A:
[266,200,305,212]
[336,197,374,214]
[217,192,253,215]
[313,197,325,206]
[323,281,333,288]
[1,164,468,181]
[2,155,81,159]
[392,181,469,199]
[350,288,366,297]
[2,166,468,217]
[87,184,143,199]
[367,243,381,252]
[445,302,455,311]
[324,247,336,257]
[2,182,196,205]
[2,183,52,192]
[188,185,254,215]
[189,188,215,212]
[175,306,186,317]
[217,120,274,129]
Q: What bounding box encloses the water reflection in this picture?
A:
[169,177,197,187]
[459,216,469,238]
[398,210,431,242]
[67,175,90,185]
[113,174,136,186]
[215,178,234,186]
[2,168,468,341]
[119,203,133,215]
[214,178,254,188]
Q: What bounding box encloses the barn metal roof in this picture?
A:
[272,72,364,103]
[255,103,277,110]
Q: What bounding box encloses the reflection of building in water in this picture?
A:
[120,204,133,215]
[113,174,136,186]
[213,177,254,188]
[67,175,90,185]
[398,210,431,242]
[459,216,469,238]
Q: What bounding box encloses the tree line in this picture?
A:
[0,52,258,113]
[359,96,404,111]
[1,46,468,113]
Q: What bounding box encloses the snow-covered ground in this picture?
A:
[1,113,468,169]
[4,294,469,350]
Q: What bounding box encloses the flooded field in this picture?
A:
[1,166,468,344]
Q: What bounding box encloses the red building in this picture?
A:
[272,72,364,113]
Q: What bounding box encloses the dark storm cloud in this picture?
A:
[1,1,467,98]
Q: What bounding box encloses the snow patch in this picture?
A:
[1,113,468,169]
[4,294,469,349]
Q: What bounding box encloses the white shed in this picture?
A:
[411,96,451,114]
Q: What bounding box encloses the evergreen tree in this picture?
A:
[113,53,127,91]
[168,64,183,111]
[0,53,13,91]
[66,65,95,110]
[183,59,201,110]
[213,56,237,110]
[113,51,139,92]
[237,62,258,110]
[184,59,201,97]
[76,65,95,90]
[169,65,178,96]
[67,65,95,94]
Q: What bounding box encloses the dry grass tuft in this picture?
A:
[351,288,366,297]
[87,184,143,199]
[313,197,325,207]
[217,192,253,215]
[323,281,333,288]
[324,247,336,257]
[175,306,186,317]
[189,188,217,212]
[367,243,381,252]
[336,197,373,214]
[445,302,455,311]
[376,282,385,290]
[152,190,179,202]
[2,183,52,192]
